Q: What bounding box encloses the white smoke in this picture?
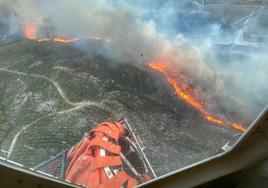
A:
[0,0,215,81]
[0,0,267,123]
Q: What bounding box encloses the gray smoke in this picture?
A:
[0,0,267,124]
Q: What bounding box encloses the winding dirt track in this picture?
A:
[0,67,106,158]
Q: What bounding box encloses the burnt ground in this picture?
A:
[0,39,237,177]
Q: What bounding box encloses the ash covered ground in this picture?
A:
[0,39,236,176]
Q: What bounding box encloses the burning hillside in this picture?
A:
[0,0,268,187]
[23,24,109,43]
[0,38,238,176]
[21,23,246,132]
[148,61,246,132]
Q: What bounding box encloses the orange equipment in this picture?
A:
[65,121,152,188]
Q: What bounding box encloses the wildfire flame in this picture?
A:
[22,24,245,132]
[24,24,37,39]
[148,61,246,132]
[36,37,79,43]
[24,24,107,43]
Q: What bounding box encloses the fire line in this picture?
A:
[148,61,246,132]
[23,24,106,43]
[23,24,246,132]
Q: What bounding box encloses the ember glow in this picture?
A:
[148,61,246,132]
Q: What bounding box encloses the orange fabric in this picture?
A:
[87,156,122,173]
[93,125,120,141]
[92,172,129,188]
[127,176,138,188]
[65,121,139,188]
[65,138,91,174]
[87,137,121,154]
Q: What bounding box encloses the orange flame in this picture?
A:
[36,36,82,43]
[23,24,106,43]
[148,60,246,132]
[24,24,37,39]
[37,37,79,43]
[36,36,105,44]
[53,37,80,43]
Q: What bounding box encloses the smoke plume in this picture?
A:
[0,0,267,124]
